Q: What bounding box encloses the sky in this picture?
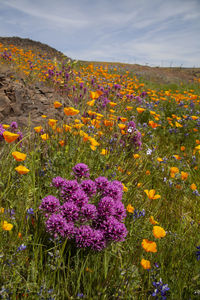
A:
[0,0,200,67]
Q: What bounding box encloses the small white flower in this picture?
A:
[146,148,152,155]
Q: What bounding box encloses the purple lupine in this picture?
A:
[63,221,75,239]
[52,176,66,188]
[0,124,5,141]
[75,225,94,248]
[39,195,60,213]
[133,130,142,150]
[127,121,136,131]
[103,182,123,201]
[46,213,68,237]
[99,216,128,242]
[10,122,18,130]
[97,196,115,217]
[91,229,106,251]
[95,177,109,191]
[60,180,79,201]
[81,203,97,221]
[152,278,170,299]
[71,189,89,207]
[114,201,126,221]
[81,180,96,197]
[112,180,123,191]
[60,201,79,222]
[72,163,90,178]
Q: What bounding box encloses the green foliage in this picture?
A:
[1,43,200,299]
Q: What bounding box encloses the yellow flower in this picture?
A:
[141,258,151,270]
[90,90,103,99]
[118,123,126,130]
[2,124,10,129]
[149,216,159,225]
[122,183,128,192]
[64,107,79,116]
[181,171,188,181]
[109,102,117,107]
[54,101,62,108]
[41,115,47,118]
[34,126,42,133]
[120,117,127,122]
[90,145,97,151]
[126,204,134,213]
[101,149,109,155]
[137,182,142,187]
[175,122,182,128]
[142,239,157,253]
[48,119,57,127]
[145,170,151,175]
[157,157,163,162]
[12,151,27,162]
[133,154,140,159]
[144,189,161,200]
[170,167,179,178]
[63,124,72,132]
[87,100,95,106]
[180,146,185,151]
[59,140,65,147]
[15,165,30,175]
[3,131,19,143]
[0,207,5,214]
[153,226,166,239]
[2,220,13,231]
[18,232,22,239]
[136,107,146,113]
[89,137,100,147]
[190,183,197,190]
[41,133,49,140]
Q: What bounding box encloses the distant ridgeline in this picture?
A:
[0,36,69,61]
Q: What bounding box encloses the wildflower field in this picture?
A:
[0,41,200,299]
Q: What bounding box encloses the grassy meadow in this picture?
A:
[0,42,200,299]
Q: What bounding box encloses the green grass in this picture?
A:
[0,46,200,299]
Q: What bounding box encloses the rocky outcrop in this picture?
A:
[0,68,67,128]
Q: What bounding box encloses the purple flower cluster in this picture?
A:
[72,163,90,178]
[0,124,5,141]
[39,164,128,251]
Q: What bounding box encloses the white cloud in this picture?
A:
[0,0,200,67]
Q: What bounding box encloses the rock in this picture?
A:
[0,94,11,113]
[0,65,69,128]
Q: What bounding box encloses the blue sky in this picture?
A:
[0,0,200,67]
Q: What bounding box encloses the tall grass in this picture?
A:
[0,42,200,299]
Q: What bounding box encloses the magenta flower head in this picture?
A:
[71,188,89,207]
[99,216,128,242]
[52,176,66,188]
[97,196,115,217]
[103,182,123,201]
[60,201,79,221]
[39,195,60,213]
[46,213,69,237]
[0,124,5,141]
[60,180,79,201]
[81,180,96,197]
[95,176,109,191]
[81,203,97,221]
[72,163,90,179]
[10,122,18,130]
